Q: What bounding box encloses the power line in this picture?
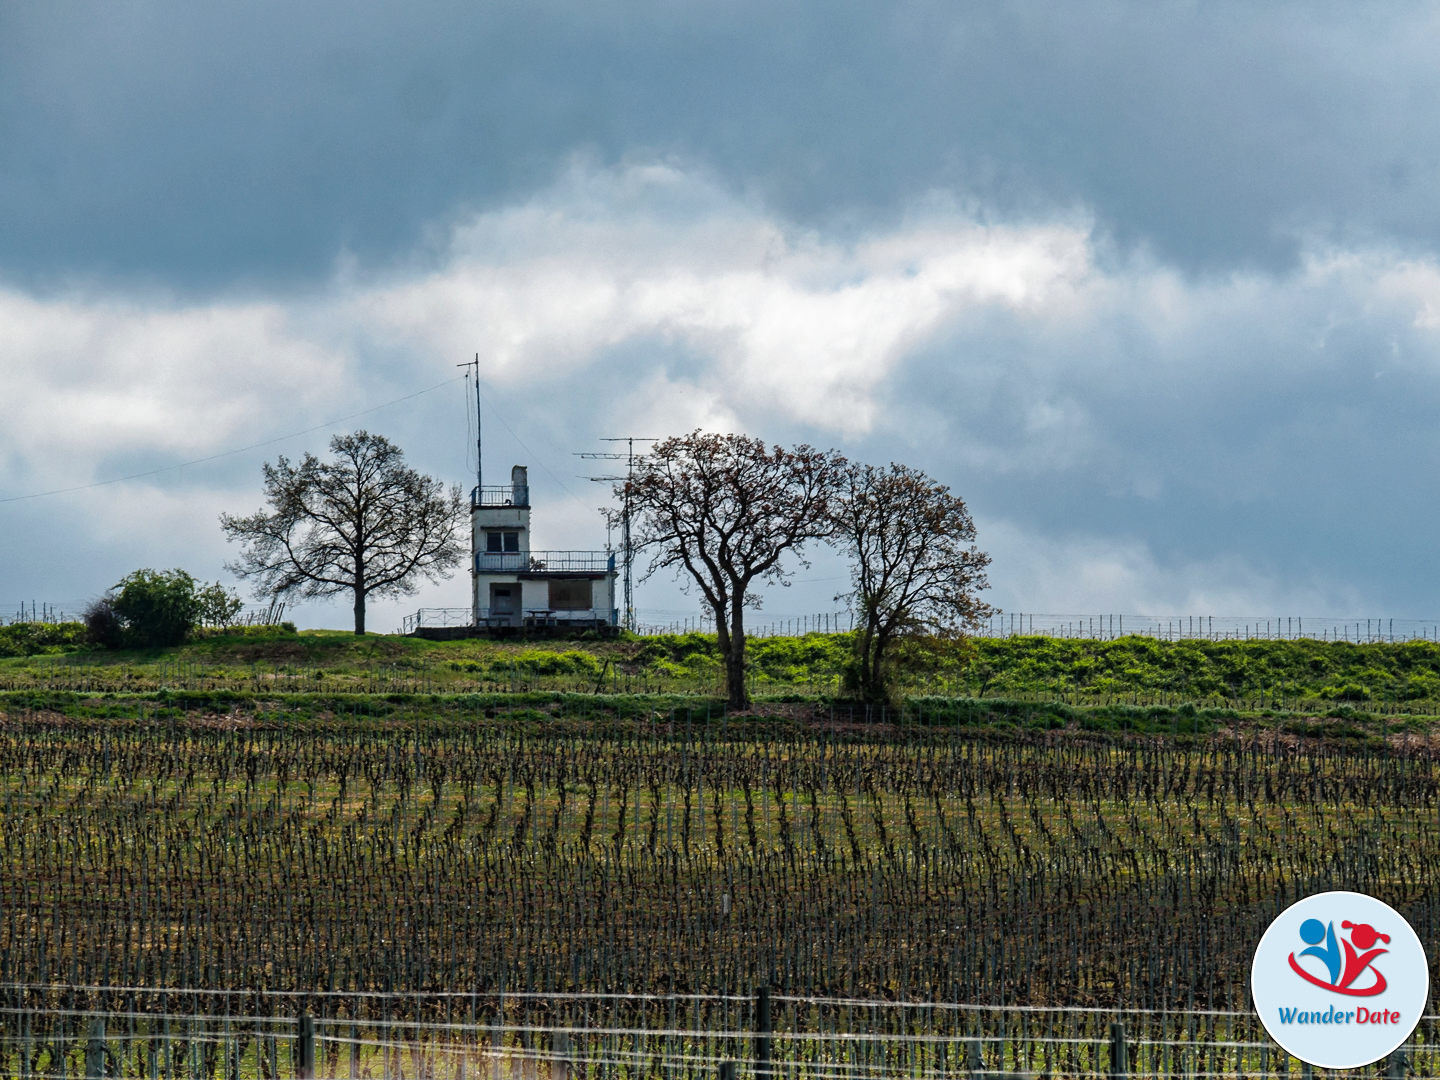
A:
[475,381,589,507]
[0,376,464,505]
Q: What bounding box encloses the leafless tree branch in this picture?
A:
[220,430,467,634]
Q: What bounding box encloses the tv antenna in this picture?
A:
[457,355,481,494]
[577,436,657,633]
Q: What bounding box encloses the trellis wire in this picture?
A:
[0,992,1427,1080]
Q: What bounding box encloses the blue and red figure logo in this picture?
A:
[1289,918,1391,996]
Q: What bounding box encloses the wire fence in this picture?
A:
[393,610,1440,645]
[637,614,854,638]
[0,604,74,627]
[980,614,1440,644]
[16,604,1440,646]
[0,604,285,631]
[397,611,856,637]
[572,612,1440,644]
[0,986,1423,1080]
[648,613,1440,644]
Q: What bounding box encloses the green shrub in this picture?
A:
[196,582,244,628]
[193,622,297,641]
[1322,682,1371,702]
[111,568,202,647]
[649,659,699,680]
[493,650,602,677]
[0,620,88,658]
[83,597,125,649]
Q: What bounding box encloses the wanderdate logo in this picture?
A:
[1288,918,1389,996]
[1252,892,1427,1069]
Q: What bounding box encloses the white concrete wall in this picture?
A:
[471,505,530,554]
[473,571,618,623]
[592,576,615,614]
[521,580,551,611]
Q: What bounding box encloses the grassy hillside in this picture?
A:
[964,633,1440,704]
[7,623,1440,712]
[0,624,842,696]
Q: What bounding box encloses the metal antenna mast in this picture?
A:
[457,355,481,494]
[576,435,657,633]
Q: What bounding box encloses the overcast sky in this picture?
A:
[5,2,1440,631]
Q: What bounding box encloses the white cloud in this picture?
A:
[10,160,1440,625]
[981,519,1369,619]
[2,291,351,489]
[351,161,1094,430]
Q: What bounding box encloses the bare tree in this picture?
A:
[221,431,466,634]
[835,462,994,703]
[623,431,846,709]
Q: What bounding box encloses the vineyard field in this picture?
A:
[6,629,1440,1077]
[2,704,1438,1015]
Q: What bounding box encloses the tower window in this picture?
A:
[486,531,520,553]
[549,580,590,611]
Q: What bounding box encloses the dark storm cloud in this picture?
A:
[9,4,1440,628]
[4,3,1440,293]
[882,245,1440,613]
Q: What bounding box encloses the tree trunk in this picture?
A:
[856,608,879,702]
[725,607,749,710]
[859,613,893,705]
[353,589,366,635]
[713,601,731,676]
[865,633,887,703]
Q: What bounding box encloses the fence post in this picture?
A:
[966,1039,983,1076]
[720,1063,736,1080]
[551,1031,571,1080]
[754,986,772,1080]
[1108,1022,1128,1080]
[86,1018,106,1080]
[1387,1049,1409,1080]
[297,1015,316,1080]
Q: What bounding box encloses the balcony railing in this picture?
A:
[402,606,618,633]
[475,550,616,574]
[478,606,618,628]
[471,484,529,508]
[401,608,474,633]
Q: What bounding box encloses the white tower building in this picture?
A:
[471,465,618,630]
